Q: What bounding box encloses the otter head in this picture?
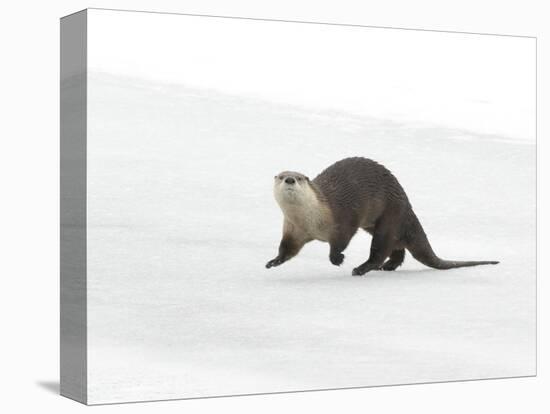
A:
[273,171,314,208]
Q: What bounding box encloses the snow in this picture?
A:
[86,73,535,404]
[87,9,536,141]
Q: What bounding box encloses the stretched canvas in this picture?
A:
[60,8,536,405]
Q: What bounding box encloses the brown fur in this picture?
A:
[266,157,499,275]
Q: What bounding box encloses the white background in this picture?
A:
[0,0,547,413]
[88,10,535,141]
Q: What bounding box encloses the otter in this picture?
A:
[266,157,498,276]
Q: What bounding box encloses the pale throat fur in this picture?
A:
[273,175,333,242]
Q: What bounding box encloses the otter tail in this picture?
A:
[404,213,499,270]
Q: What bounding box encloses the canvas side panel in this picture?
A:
[60,10,87,404]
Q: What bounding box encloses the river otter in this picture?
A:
[265,157,498,275]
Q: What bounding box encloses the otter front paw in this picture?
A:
[266,257,284,268]
[329,252,345,266]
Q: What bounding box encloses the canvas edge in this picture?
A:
[60,9,88,405]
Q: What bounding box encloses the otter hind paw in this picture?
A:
[381,261,401,271]
[352,263,380,276]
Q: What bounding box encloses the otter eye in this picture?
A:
[297,177,302,181]
[279,176,283,180]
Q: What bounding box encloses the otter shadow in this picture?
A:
[270,267,441,284]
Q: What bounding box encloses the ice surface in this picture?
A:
[87,9,536,141]
[86,74,535,404]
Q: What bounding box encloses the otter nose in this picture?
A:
[285,177,296,185]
